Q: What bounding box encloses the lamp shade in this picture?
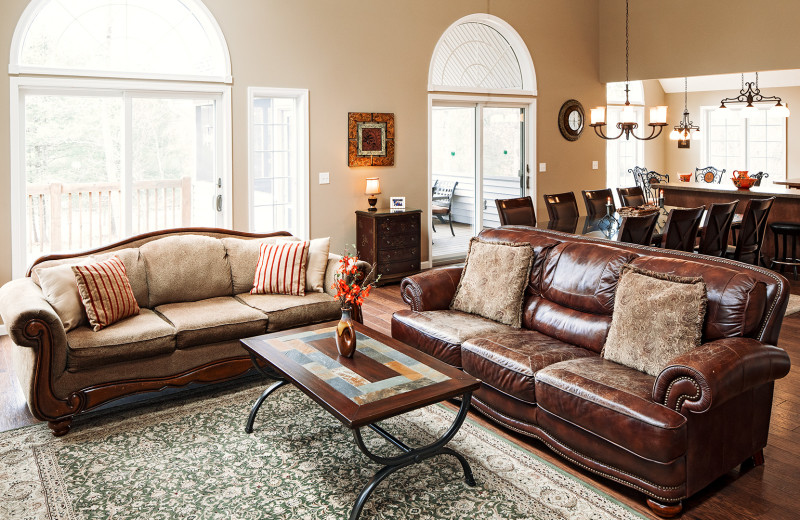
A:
[650,106,668,124]
[740,105,758,119]
[620,105,636,124]
[769,103,790,118]
[365,177,381,195]
[669,129,680,140]
[692,129,703,141]
[590,107,606,125]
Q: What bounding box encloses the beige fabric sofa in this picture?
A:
[0,228,366,436]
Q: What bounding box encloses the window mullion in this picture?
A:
[122,93,133,237]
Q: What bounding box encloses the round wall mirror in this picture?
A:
[558,99,585,141]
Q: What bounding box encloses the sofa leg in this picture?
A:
[741,449,765,471]
[48,417,73,437]
[646,498,682,518]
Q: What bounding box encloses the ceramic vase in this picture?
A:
[335,306,357,357]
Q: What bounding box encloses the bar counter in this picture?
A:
[660,181,800,262]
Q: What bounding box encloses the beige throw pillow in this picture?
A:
[280,237,330,293]
[450,238,534,327]
[602,265,707,377]
[34,261,90,332]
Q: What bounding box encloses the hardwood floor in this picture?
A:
[1,278,798,518]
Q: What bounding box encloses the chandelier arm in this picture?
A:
[630,124,666,141]
[592,125,626,140]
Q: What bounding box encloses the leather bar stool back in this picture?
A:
[618,211,659,246]
[769,222,800,280]
[581,189,615,217]
[543,192,579,221]
[728,197,775,266]
[617,186,646,208]
[697,200,739,257]
[661,206,705,252]
[495,196,536,226]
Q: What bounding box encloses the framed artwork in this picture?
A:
[348,112,395,166]
[389,196,405,210]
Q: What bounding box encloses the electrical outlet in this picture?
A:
[319,172,330,184]
[592,161,599,170]
[539,163,546,173]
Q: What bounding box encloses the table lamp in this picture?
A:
[365,177,381,211]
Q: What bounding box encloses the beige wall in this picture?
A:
[642,79,666,173]
[0,0,607,290]
[599,0,800,82]
[662,87,800,178]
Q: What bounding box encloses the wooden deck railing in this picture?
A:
[27,177,191,254]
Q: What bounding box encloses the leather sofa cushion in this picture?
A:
[391,309,515,367]
[236,292,340,331]
[523,297,612,353]
[631,256,766,340]
[155,297,267,349]
[141,235,233,306]
[462,331,595,404]
[535,357,687,463]
[541,242,638,315]
[66,309,176,372]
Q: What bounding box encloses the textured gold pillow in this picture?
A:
[603,265,707,376]
[450,238,534,327]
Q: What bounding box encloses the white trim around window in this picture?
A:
[247,87,310,239]
[9,76,232,278]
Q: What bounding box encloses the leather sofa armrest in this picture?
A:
[653,337,791,414]
[399,267,462,311]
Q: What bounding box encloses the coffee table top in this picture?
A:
[241,321,480,428]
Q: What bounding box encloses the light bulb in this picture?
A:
[740,104,758,119]
[769,103,790,118]
[669,129,680,140]
[590,107,606,125]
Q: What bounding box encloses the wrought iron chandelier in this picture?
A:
[670,77,701,148]
[719,72,790,118]
[590,0,667,140]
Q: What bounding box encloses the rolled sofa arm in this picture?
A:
[399,266,463,311]
[0,278,67,353]
[653,337,791,414]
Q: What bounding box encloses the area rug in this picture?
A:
[0,382,645,520]
[785,293,800,317]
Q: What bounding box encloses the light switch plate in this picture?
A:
[592,161,599,170]
[319,172,330,184]
[539,163,546,173]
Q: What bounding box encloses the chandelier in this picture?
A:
[670,77,701,148]
[590,0,667,140]
[719,72,790,118]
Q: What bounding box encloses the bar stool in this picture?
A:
[769,222,800,280]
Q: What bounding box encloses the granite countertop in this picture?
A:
[658,181,800,199]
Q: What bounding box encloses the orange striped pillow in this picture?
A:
[251,241,309,296]
[72,256,140,331]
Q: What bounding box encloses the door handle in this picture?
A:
[216,195,222,212]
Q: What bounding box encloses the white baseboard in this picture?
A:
[421,261,432,270]
[0,324,6,337]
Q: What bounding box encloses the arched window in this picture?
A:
[427,14,536,264]
[429,14,536,95]
[11,0,230,81]
[9,0,232,276]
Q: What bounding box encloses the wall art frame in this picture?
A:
[348,112,395,166]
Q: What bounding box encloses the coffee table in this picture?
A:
[240,321,481,520]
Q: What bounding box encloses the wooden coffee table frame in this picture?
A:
[241,321,481,520]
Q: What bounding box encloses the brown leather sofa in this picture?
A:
[392,226,791,517]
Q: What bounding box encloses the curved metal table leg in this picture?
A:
[244,379,289,433]
[349,392,474,520]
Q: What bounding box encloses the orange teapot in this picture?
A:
[732,170,749,179]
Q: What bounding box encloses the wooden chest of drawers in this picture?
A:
[356,209,421,285]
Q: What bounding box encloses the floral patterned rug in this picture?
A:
[0,381,645,520]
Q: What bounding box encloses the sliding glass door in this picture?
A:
[431,103,527,264]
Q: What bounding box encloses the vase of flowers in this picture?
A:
[332,249,380,357]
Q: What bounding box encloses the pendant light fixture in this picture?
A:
[669,77,701,148]
[719,72,790,118]
[590,0,668,140]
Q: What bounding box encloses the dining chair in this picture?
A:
[617,186,646,208]
[617,211,660,246]
[495,196,536,226]
[581,189,615,217]
[697,200,739,257]
[695,166,725,184]
[727,197,775,266]
[543,192,579,220]
[431,180,458,235]
[660,206,705,252]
